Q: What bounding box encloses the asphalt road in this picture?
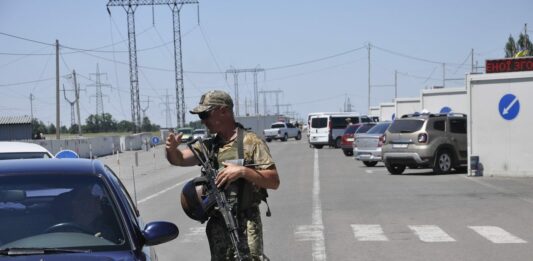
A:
[99,139,533,261]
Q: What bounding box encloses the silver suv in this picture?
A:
[382,113,467,175]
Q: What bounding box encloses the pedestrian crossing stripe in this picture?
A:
[409,225,456,242]
[351,224,388,241]
[469,226,526,244]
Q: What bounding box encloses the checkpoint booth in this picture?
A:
[467,57,533,177]
[379,102,395,121]
[368,106,380,121]
[420,87,467,115]
[394,97,420,118]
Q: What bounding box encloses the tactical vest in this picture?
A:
[206,125,271,216]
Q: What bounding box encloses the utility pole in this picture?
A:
[394,70,398,99]
[29,93,35,121]
[226,66,265,116]
[72,71,82,136]
[107,0,199,130]
[471,48,474,73]
[258,89,282,115]
[56,39,60,140]
[442,63,446,88]
[367,43,371,111]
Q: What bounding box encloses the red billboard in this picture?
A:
[486,57,533,73]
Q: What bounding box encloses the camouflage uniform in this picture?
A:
[195,130,274,261]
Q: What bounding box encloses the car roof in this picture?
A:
[0,158,107,177]
[0,141,52,154]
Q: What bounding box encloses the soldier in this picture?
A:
[166,90,280,260]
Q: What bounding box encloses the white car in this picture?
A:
[192,129,208,140]
[0,141,54,160]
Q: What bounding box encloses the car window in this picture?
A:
[178,129,192,134]
[0,174,127,251]
[343,124,360,134]
[287,123,294,128]
[355,123,376,134]
[0,152,52,160]
[367,123,391,134]
[449,118,466,134]
[105,166,139,219]
[271,124,285,128]
[433,120,445,131]
[311,117,327,128]
[331,116,359,129]
[193,129,205,134]
[388,119,424,133]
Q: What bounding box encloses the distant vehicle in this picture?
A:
[0,158,179,259]
[340,123,363,156]
[354,121,392,167]
[0,141,54,160]
[308,113,372,149]
[192,128,208,140]
[177,127,194,142]
[382,113,467,175]
[263,122,301,142]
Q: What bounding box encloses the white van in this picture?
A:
[308,112,371,149]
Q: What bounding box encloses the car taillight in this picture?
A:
[378,134,385,147]
[418,133,428,143]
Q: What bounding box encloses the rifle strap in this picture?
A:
[236,126,271,217]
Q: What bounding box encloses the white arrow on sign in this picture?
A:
[503,97,518,115]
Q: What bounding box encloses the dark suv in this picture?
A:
[381,113,467,175]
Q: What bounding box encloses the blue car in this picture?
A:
[0,159,179,260]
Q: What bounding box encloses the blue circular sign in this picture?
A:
[151,136,161,145]
[55,149,79,159]
[440,106,452,113]
[498,93,520,121]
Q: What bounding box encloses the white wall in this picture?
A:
[395,98,420,118]
[379,103,395,121]
[467,71,533,177]
[420,87,467,114]
[369,106,380,118]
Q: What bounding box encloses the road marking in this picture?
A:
[137,181,185,204]
[181,226,206,243]
[469,226,527,243]
[409,225,456,242]
[295,149,326,260]
[351,224,389,241]
[365,169,374,174]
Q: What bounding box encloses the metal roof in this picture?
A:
[0,115,32,125]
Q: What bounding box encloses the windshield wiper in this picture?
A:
[0,247,90,256]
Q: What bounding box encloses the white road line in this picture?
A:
[365,170,374,174]
[137,181,185,204]
[469,226,527,244]
[181,226,206,243]
[409,225,456,242]
[351,224,389,241]
[295,149,326,260]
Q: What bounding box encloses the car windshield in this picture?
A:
[388,119,425,133]
[355,124,376,134]
[271,124,285,128]
[367,123,391,134]
[0,152,52,160]
[311,118,327,128]
[193,129,206,134]
[178,129,192,134]
[0,174,128,252]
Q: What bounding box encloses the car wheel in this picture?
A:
[282,133,288,142]
[433,149,453,174]
[363,161,378,167]
[335,138,341,148]
[342,149,353,156]
[266,138,272,142]
[386,162,405,175]
[314,145,323,149]
[295,132,302,140]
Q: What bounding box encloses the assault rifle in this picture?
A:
[187,137,245,261]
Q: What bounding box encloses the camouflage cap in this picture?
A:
[190,90,234,114]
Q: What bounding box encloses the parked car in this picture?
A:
[340,124,362,156]
[309,113,371,149]
[177,127,194,142]
[0,141,54,160]
[192,128,208,140]
[263,122,301,142]
[354,121,392,167]
[0,159,179,259]
[382,113,467,175]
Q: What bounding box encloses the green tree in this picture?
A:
[117,120,134,132]
[84,113,118,133]
[47,123,56,134]
[505,33,532,57]
[31,119,47,136]
[141,116,153,132]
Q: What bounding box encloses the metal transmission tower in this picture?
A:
[258,89,282,115]
[107,0,199,130]
[141,96,150,119]
[160,89,174,129]
[225,66,265,117]
[87,64,111,116]
[62,84,79,127]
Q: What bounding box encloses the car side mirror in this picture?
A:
[142,221,179,246]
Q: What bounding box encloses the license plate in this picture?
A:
[347,138,354,142]
[393,144,408,148]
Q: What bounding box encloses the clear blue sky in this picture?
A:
[1,0,531,128]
